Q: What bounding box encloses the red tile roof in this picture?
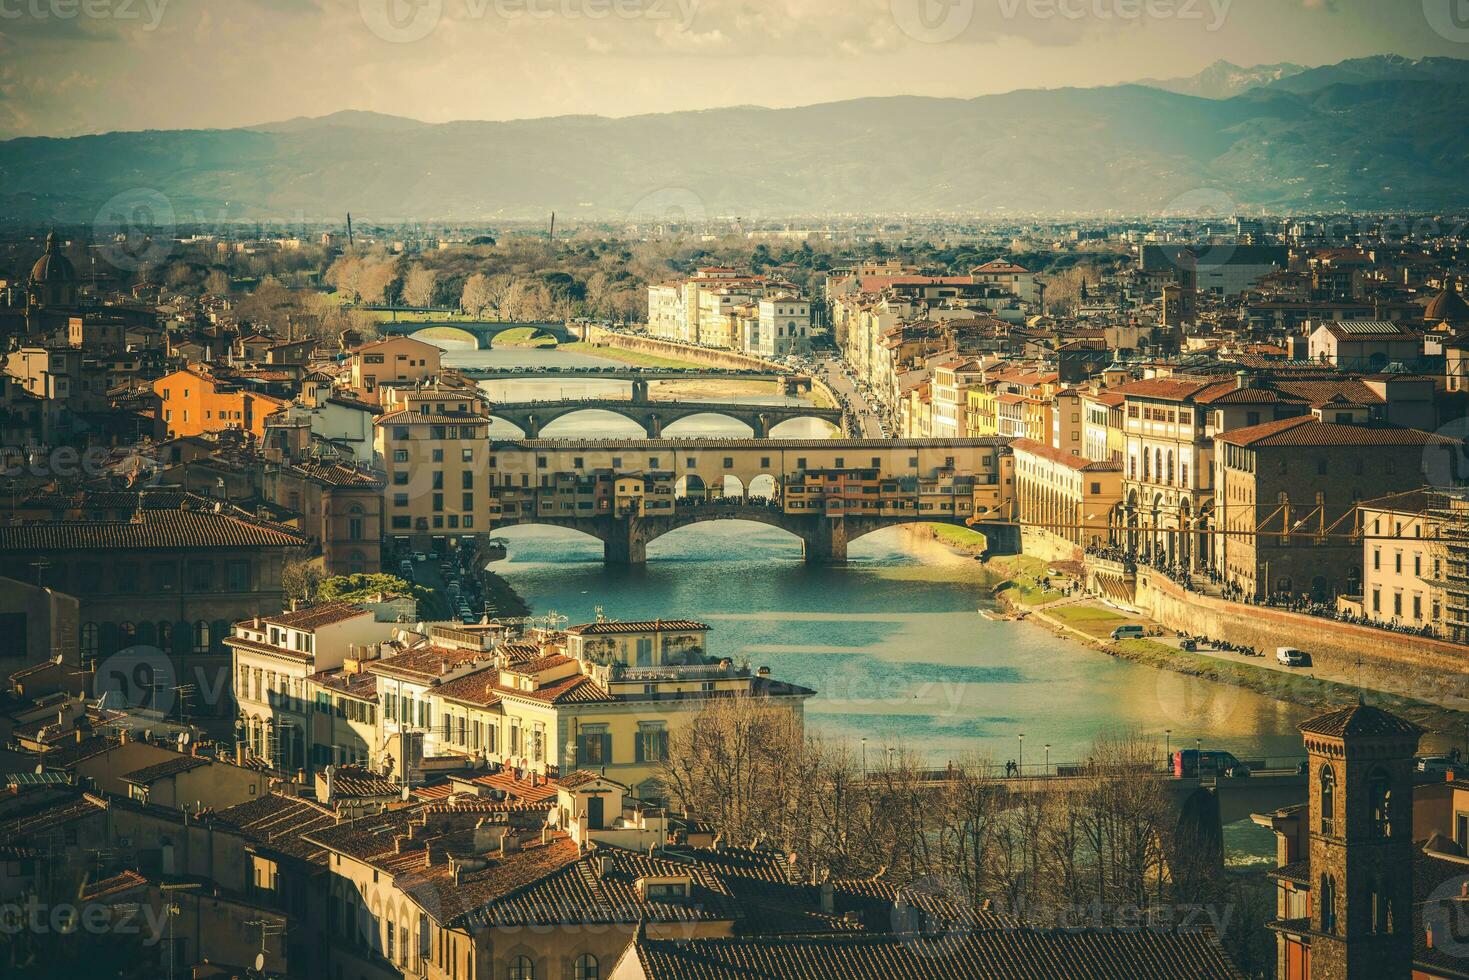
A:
[1217,417,1456,448]
[0,510,308,552]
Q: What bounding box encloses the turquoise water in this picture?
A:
[488,521,1309,769]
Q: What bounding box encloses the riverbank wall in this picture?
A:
[1131,568,1469,704]
[584,327,788,373]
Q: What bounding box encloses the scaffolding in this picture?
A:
[1427,487,1469,645]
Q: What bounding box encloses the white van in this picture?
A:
[1111,625,1146,641]
[1276,647,1311,667]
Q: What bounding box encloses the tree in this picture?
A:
[204,268,231,297]
[460,273,494,318]
[282,557,323,604]
[403,265,438,308]
[317,573,427,604]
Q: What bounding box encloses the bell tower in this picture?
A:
[1299,700,1421,980]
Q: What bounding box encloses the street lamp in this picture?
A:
[1165,729,1172,769]
[860,737,867,775]
[1018,733,1025,777]
[1044,743,1051,775]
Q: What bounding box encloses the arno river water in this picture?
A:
[443,342,1311,776]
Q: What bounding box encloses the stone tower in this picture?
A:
[1299,700,1421,980]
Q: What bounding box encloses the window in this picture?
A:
[1320,875,1337,933]
[577,725,611,766]
[1369,769,1392,837]
[510,956,534,980]
[636,723,669,763]
[193,620,211,654]
[574,954,599,980]
[1320,765,1336,836]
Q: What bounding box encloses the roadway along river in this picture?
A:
[443,341,1312,776]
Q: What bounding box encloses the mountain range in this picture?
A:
[3,55,1468,224]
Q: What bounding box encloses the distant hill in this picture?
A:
[5,56,1469,223]
[1139,60,1308,99]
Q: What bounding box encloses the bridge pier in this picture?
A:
[631,380,650,403]
[803,517,848,565]
[526,415,541,438]
[603,519,649,566]
[756,414,771,439]
[648,415,663,438]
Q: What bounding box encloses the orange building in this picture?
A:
[153,368,287,440]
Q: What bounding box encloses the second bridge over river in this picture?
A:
[485,398,845,438]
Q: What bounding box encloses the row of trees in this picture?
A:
[656,697,1272,974]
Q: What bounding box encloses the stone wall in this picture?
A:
[1132,569,1469,698]
[585,327,787,373]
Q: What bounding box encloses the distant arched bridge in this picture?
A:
[488,400,844,438]
[491,507,1021,564]
[377,320,577,348]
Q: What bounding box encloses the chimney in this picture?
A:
[596,854,612,879]
[235,742,247,767]
[820,881,834,915]
[1235,371,1251,390]
[1427,923,1436,950]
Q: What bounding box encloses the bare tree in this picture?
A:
[403,265,438,308]
[460,273,494,317]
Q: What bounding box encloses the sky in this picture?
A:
[1,0,1467,138]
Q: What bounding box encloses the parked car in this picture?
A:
[1276,647,1312,667]
[1418,756,1460,775]
[1110,625,1146,641]
[412,552,427,563]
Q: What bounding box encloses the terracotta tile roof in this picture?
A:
[291,461,384,488]
[626,928,1246,979]
[366,645,493,683]
[434,671,504,708]
[121,755,209,784]
[215,793,338,864]
[1010,438,1121,473]
[1299,702,1424,739]
[458,770,560,804]
[376,410,490,426]
[80,870,149,901]
[1120,378,1228,401]
[565,620,710,636]
[1217,417,1456,448]
[262,602,371,631]
[0,792,106,840]
[0,510,308,552]
[330,767,401,799]
[453,843,741,930]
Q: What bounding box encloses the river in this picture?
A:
[443,341,1308,856]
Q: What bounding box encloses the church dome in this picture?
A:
[29,230,77,283]
[1424,285,1469,324]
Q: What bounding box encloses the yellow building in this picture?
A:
[348,335,443,403]
[1011,438,1124,560]
[426,619,812,800]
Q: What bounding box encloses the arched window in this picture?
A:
[574,954,599,980]
[509,955,535,980]
[81,623,98,658]
[1320,874,1337,933]
[193,620,211,654]
[1319,764,1336,836]
[1371,875,1391,934]
[118,622,137,648]
[1369,768,1392,837]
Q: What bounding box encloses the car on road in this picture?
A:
[1275,647,1312,667]
[1174,749,1251,778]
[1110,625,1146,641]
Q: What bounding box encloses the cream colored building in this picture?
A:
[1011,438,1123,560]
[227,603,398,773]
[1358,490,1441,630]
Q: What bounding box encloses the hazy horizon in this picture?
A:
[4,0,1469,139]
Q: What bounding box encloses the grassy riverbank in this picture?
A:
[491,327,558,349]
[556,341,711,369]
